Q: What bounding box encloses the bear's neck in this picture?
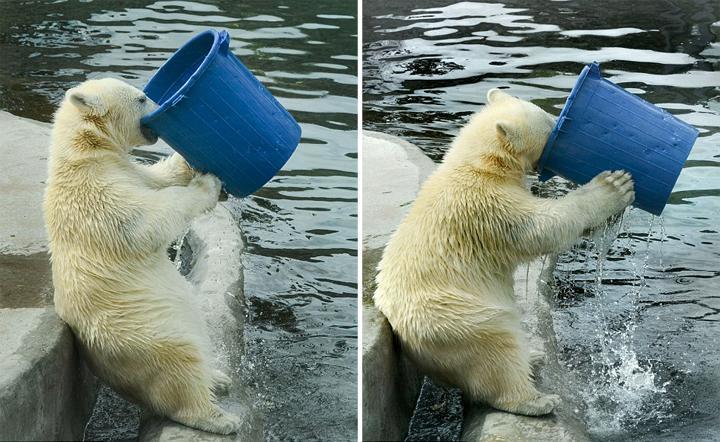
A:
[52,108,127,158]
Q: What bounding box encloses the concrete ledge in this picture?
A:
[0,308,96,441]
[362,131,436,253]
[140,417,235,442]
[362,305,422,441]
[0,111,50,255]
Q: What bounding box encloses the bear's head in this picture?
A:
[484,88,556,171]
[62,78,158,149]
[445,89,556,175]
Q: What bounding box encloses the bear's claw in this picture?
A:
[495,393,562,416]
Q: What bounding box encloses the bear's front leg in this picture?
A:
[136,152,196,188]
[132,173,222,247]
[513,170,634,257]
[575,170,635,223]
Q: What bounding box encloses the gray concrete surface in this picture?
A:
[140,418,237,442]
[362,130,589,442]
[0,111,50,255]
[362,305,422,442]
[362,131,436,252]
[0,307,97,441]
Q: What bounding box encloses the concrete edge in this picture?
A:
[361,305,422,441]
[0,308,97,441]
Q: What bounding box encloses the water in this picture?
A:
[363,1,720,440]
[0,1,357,440]
[561,217,674,438]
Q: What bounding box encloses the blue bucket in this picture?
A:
[537,62,698,215]
[141,29,301,197]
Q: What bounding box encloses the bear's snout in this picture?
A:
[141,124,158,144]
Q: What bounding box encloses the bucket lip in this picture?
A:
[141,29,224,125]
[536,62,600,178]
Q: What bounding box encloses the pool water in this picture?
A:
[0,0,357,440]
[363,0,719,440]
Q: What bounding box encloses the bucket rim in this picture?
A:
[141,29,224,125]
[536,61,600,179]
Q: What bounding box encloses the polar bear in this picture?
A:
[373,89,634,416]
[43,78,241,434]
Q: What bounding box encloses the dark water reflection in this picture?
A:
[1,0,356,440]
[364,1,719,440]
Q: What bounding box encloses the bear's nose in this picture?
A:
[141,124,158,144]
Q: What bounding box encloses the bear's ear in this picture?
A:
[67,89,105,115]
[495,120,520,150]
[487,88,511,104]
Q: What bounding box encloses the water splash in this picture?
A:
[580,211,672,436]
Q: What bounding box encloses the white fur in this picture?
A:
[43,78,240,434]
[374,89,634,416]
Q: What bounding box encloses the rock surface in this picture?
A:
[362,131,436,252]
[406,379,463,442]
[362,304,422,442]
[0,111,50,255]
[0,308,97,441]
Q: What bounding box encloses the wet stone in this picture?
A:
[406,377,464,442]
[84,384,141,441]
[0,253,53,308]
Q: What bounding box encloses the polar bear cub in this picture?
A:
[43,78,240,434]
[374,89,634,416]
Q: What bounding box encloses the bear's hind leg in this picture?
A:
[494,393,562,416]
[461,330,561,416]
[142,343,241,434]
[170,404,242,435]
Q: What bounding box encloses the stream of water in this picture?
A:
[363,1,720,440]
[0,1,357,440]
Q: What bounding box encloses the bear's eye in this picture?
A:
[138,96,147,104]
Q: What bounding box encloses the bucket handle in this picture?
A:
[218,30,230,55]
